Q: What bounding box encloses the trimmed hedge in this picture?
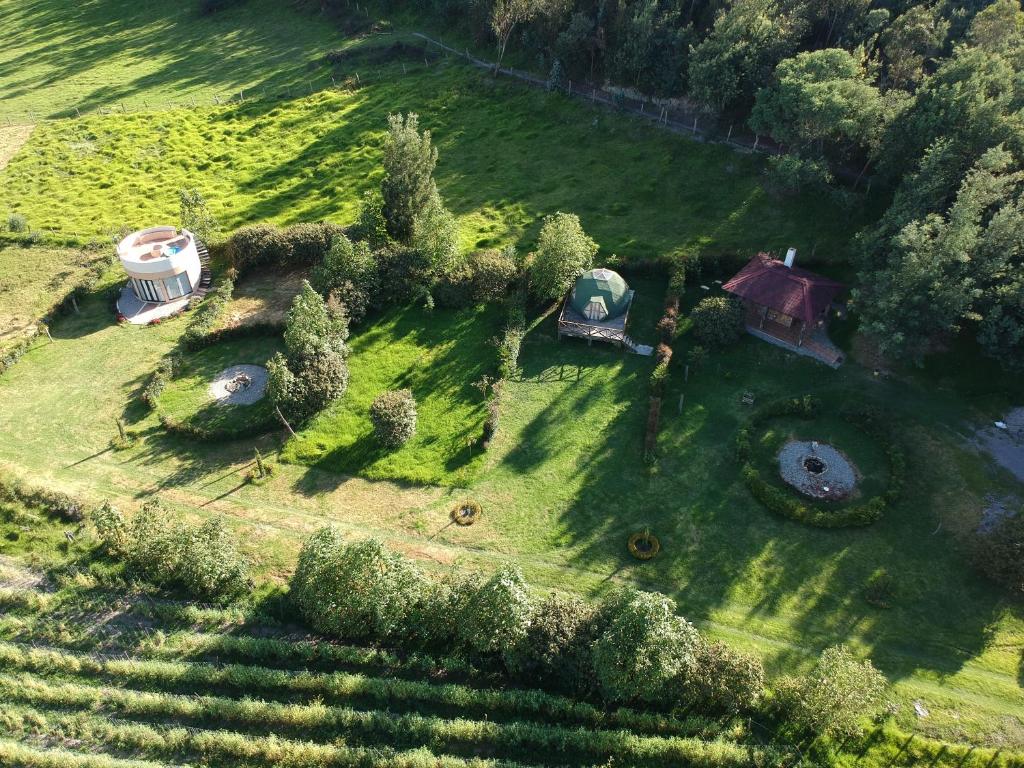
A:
[0,477,85,522]
[180,278,234,351]
[735,398,906,528]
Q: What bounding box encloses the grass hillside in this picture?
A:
[0,0,344,120]
[0,504,1020,768]
[0,244,108,351]
[1,54,860,264]
[0,0,1021,758]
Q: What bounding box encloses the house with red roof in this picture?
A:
[722,249,846,367]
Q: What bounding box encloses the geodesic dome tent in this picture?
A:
[570,268,631,322]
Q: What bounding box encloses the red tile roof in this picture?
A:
[722,253,844,325]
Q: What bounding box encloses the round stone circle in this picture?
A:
[778,440,858,501]
[208,365,269,406]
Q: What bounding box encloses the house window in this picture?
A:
[163,272,192,300]
[765,309,794,327]
[133,278,160,303]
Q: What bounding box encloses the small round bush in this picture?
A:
[370,389,418,448]
[291,529,424,642]
[6,213,27,233]
[973,511,1024,597]
[469,247,519,302]
[690,296,745,347]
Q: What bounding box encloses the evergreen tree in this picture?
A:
[381,113,438,243]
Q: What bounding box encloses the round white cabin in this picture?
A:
[117,226,202,304]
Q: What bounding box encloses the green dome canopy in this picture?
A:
[570,268,631,321]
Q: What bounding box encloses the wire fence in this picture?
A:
[410,32,784,157]
[1,29,781,159]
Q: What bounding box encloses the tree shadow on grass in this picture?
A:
[504,289,1019,700]
[288,303,500,490]
[1,0,340,118]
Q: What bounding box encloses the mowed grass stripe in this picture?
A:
[0,640,727,739]
[0,674,773,768]
[0,705,526,768]
[0,736,181,768]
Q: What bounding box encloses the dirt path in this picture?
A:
[971,407,1024,484]
[0,124,33,171]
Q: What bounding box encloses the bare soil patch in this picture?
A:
[218,269,309,330]
[0,124,33,171]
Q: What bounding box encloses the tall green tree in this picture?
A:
[688,0,805,114]
[492,0,545,71]
[381,113,438,243]
[750,48,881,161]
[855,146,1024,364]
[412,189,461,278]
[527,211,598,301]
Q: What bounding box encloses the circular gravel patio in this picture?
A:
[778,440,858,501]
[208,365,269,406]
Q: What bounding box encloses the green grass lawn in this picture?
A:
[0,244,109,351]
[452,282,1024,746]
[0,0,345,121]
[156,334,284,438]
[0,54,862,266]
[0,252,1021,752]
[282,303,502,486]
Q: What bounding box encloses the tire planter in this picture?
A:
[450,500,482,526]
[628,532,660,560]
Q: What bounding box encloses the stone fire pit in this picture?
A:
[208,365,268,406]
[778,440,858,501]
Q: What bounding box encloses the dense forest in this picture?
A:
[317,0,1024,371]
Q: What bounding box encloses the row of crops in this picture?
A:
[0,582,1020,768]
[0,584,776,768]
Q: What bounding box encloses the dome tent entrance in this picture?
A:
[558,267,647,352]
[570,268,631,321]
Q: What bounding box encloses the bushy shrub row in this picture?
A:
[0,641,711,738]
[225,222,345,275]
[482,293,527,446]
[290,529,766,717]
[0,477,85,522]
[645,283,679,455]
[157,411,277,442]
[180,278,233,351]
[735,398,907,528]
[90,500,250,601]
[742,466,887,528]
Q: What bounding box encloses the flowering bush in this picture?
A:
[591,588,702,705]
